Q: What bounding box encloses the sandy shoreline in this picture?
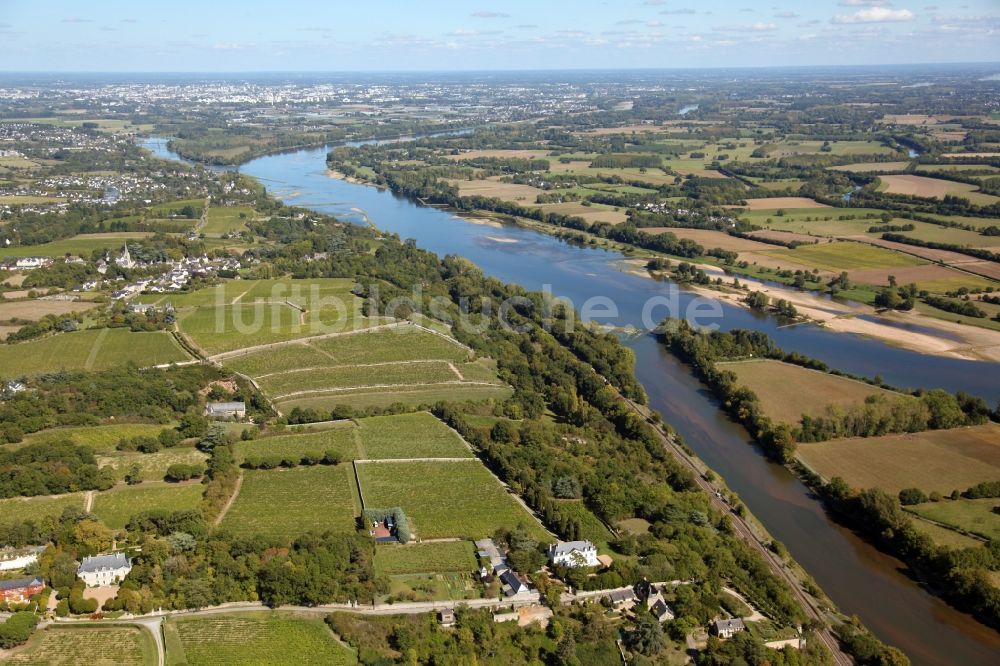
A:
[622,259,1000,363]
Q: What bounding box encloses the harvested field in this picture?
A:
[716,359,904,425]
[444,149,550,160]
[942,153,1000,159]
[533,202,628,225]
[747,230,825,245]
[796,423,1000,494]
[219,464,359,540]
[642,228,774,252]
[164,612,355,666]
[846,235,1000,282]
[449,178,545,203]
[0,299,98,320]
[828,162,911,173]
[730,197,830,210]
[878,175,1000,205]
[356,460,548,540]
[761,241,924,273]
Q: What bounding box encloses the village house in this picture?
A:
[0,576,44,603]
[475,537,508,576]
[10,257,52,270]
[205,401,246,419]
[437,608,455,628]
[606,587,638,610]
[500,570,532,597]
[634,579,675,622]
[547,540,600,568]
[0,545,45,572]
[77,552,132,587]
[712,617,746,639]
[369,517,398,543]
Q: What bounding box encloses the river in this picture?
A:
[146,138,1000,665]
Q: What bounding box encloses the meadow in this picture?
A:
[796,423,1000,494]
[0,328,190,376]
[356,460,549,540]
[219,464,359,540]
[3,625,157,666]
[19,423,169,453]
[761,241,925,273]
[91,482,205,529]
[164,612,356,666]
[907,498,1000,542]
[373,540,477,576]
[0,493,84,523]
[203,205,255,236]
[356,412,472,460]
[716,360,905,425]
[0,299,99,321]
[907,516,984,550]
[98,447,209,481]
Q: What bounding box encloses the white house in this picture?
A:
[13,257,52,270]
[205,402,246,419]
[712,618,746,639]
[77,552,132,587]
[547,540,600,568]
[0,546,44,572]
[500,570,532,597]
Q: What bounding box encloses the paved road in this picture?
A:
[612,388,853,666]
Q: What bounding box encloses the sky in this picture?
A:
[1,1,998,72]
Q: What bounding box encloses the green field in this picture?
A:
[3,625,157,666]
[203,206,255,236]
[0,233,154,259]
[761,241,924,272]
[717,359,905,425]
[356,460,548,540]
[309,326,470,364]
[219,464,359,540]
[908,515,984,550]
[98,447,209,481]
[19,423,169,453]
[907,498,1000,542]
[257,361,461,398]
[164,612,356,666]
[222,343,333,377]
[357,412,472,459]
[0,328,191,376]
[373,540,478,576]
[235,426,360,463]
[91,482,205,529]
[0,493,84,523]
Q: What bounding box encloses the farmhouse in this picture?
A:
[712,618,746,639]
[205,401,246,419]
[77,552,132,587]
[500,570,532,597]
[0,576,44,603]
[547,540,600,568]
[0,545,45,571]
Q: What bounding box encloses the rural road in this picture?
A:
[611,385,853,666]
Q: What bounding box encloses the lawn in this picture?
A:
[908,516,984,550]
[164,612,356,666]
[0,328,190,376]
[356,460,549,540]
[796,423,1000,494]
[235,427,360,463]
[356,412,472,460]
[91,482,205,529]
[373,540,477,576]
[907,498,1000,542]
[716,359,906,425]
[98,448,209,481]
[0,493,84,524]
[219,465,359,540]
[3,625,157,666]
[760,241,924,273]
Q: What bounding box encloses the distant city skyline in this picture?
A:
[1,0,998,72]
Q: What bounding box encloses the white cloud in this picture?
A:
[833,7,915,23]
[471,11,509,19]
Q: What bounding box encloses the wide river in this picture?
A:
[148,138,1000,665]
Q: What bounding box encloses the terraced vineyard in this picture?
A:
[357,412,472,459]
[164,612,356,666]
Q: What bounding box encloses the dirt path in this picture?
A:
[272,380,504,400]
[207,321,408,361]
[447,362,464,380]
[84,490,94,513]
[212,471,244,527]
[255,358,460,380]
